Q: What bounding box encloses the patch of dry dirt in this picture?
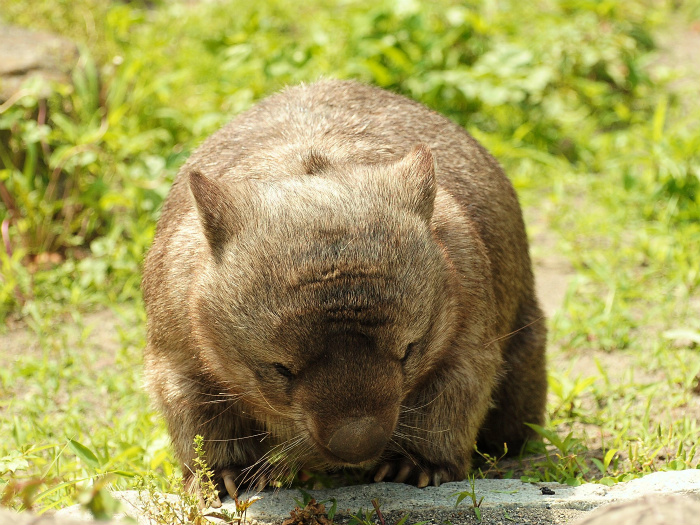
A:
[526,201,576,320]
[1,309,125,364]
[653,18,700,93]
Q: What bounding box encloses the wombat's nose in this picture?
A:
[326,417,389,464]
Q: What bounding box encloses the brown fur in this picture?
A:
[142,80,547,493]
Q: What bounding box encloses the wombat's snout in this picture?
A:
[325,416,389,464]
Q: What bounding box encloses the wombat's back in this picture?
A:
[154,80,533,331]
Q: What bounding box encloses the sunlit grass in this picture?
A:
[1,0,698,512]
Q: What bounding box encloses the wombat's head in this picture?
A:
[189,145,453,467]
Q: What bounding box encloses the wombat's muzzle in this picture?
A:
[325,416,389,464]
[304,331,399,464]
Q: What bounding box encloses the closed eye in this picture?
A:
[402,342,417,363]
[273,363,295,379]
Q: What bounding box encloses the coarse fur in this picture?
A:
[142,80,547,496]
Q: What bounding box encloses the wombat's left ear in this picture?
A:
[189,170,247,254]
[395,144,437,222]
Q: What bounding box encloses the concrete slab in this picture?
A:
[55,469,700,525]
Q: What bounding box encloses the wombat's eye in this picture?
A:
[402,343,417,363]
[273,363,295,379]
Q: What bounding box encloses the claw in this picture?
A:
[222,470,238,499]
[217,462,278,499]
[374,463,392,482]
[417,471,430,488]
[255,475,268,492]
[371,458,458,488]
[394,463,412,484]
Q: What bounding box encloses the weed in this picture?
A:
[348,498,427,525]
[591,449,619,486]
[474,444,511,479]
[522,424,590,485]
[136,435,258,525]
[294,490,337,521]
[452,475,485,521]
[283,497,333,525]
[548,373,597,422]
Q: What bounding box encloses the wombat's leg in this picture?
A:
[376,348,503,487]
[477,303,547,453]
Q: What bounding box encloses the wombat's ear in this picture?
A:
[395,144,437,222]
[189,170,245,253]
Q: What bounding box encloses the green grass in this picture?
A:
[1,0,699,514]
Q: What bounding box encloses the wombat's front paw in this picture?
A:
[373,458,461,488]
[215,465,271,500]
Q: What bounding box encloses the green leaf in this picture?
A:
[668,459,687,470]
[109,470,136,478]
[0,451,30,474]
[591,458,604,474]
[68,439,101,468]
[521,476,540,483]
[451,491,470,507]
[294,489,314,507]
[327,498,338,520]
[395,515,409,525]
[524,423,564,451]
[603,448,618,470]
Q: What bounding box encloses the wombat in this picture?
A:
[142,80,547,499]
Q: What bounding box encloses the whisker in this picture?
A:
[484,316,543,347]
[241,435,307,490]
[199,400,237,426]
[400,387,448,413]
[393,430,432,445]
[243,435,305,476]
[388,437,423,473]
[190,389,240,399]
[193,393,247,406]
[255,386,285,416]
[204,431,271,443]
[397,421,450,434]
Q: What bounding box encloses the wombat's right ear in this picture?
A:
[189,170,245,253]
